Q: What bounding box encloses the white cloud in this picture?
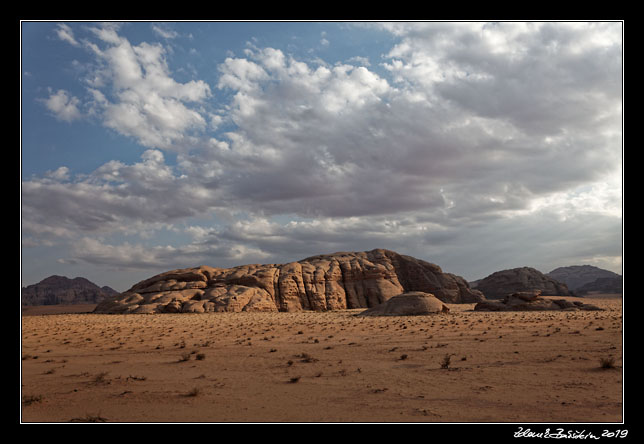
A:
[87,22,122,45]
[151,23,179,39]
[82,24,211,150]
[46,166,70,181]
[379,22,622,137]
[21,149,221,246]
[527,169,622,220]
[212,57,612,223]
[217,56,269,92]
[42,89,82,122]
[346,56,370,66]
[55,23,80,46]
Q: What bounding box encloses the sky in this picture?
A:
[20,21,623,292]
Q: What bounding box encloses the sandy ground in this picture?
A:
[20,296,623,423]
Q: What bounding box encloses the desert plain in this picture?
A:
[21,295,623,423]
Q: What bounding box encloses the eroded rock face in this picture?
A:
[94,249,485,314]
[357,291,450,316]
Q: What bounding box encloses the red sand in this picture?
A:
[21,296,622,423]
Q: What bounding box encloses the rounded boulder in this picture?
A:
[357,292,449,316]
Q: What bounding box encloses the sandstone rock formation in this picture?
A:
[22,275,118,306]
[475,267,571,300]
[357,292,449,316]
[474,291,602,312]
[94,249,485,314]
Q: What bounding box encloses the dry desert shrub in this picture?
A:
[93,371,110,384]
[185,387,201,397]
[599,356,617,369]
[298,352,318,363]
[22,394,43,406]
[440,354,452,369]
[70,413,108,422]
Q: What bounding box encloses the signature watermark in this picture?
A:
[514,427,628,440]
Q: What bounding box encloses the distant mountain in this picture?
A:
[546,265,621,292]
[575,276,622,295]
[474,267,571,300]
[21,275,118,306]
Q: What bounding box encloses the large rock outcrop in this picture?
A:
[22,275,118,306]
[94,249,485,314]
[475,267,571,300]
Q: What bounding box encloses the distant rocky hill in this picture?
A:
[22,275,118,306]
[547,265,621,292]
[474,291,602,312]
[575,276,622,295]
[94,249,485,314]
[474,267,571,300]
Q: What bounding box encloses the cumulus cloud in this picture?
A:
[45,166,70,181]
[24,23,622,277]
[42,89,82,122]
[380,22,622,136]
[22,149,219,245]
[207,26,621,224]
[81,24,211,149]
